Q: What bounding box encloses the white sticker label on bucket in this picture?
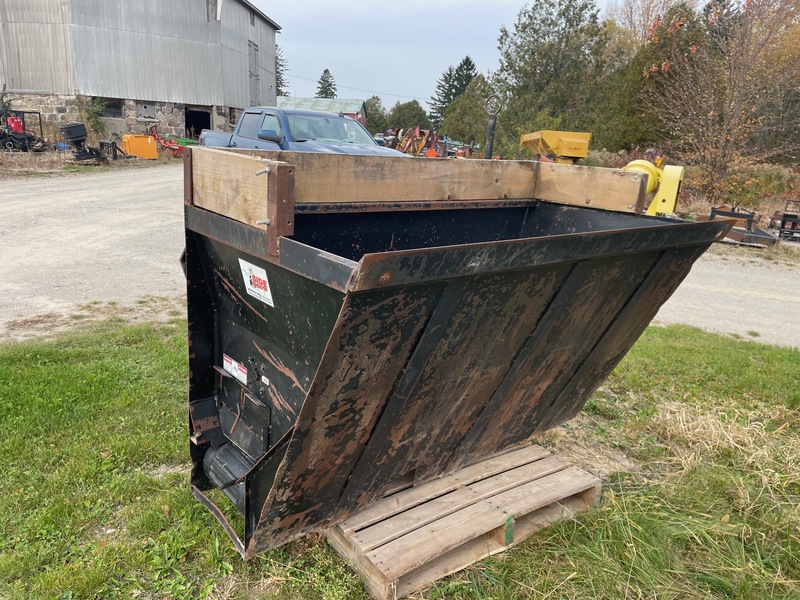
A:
[223,353,248,385]
[239,258,274,307]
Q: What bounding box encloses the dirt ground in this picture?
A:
[1,163,798,347]
[0,163,186,341]
[654,243,800,347]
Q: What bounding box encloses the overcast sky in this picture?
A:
[253,1,578,111]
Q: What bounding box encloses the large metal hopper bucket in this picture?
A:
[183,148,731,558]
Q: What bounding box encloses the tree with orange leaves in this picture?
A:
[644,0,800,204]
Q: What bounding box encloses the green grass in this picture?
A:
[0,321,798,599]
[63,164,103,173]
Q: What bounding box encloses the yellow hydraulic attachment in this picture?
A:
[520,130,592,164]
[621,159,684,216]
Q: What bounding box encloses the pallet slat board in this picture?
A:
[325,444,601,600]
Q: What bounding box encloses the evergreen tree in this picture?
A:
[494,0,609,157]
[428,56,477,127]
[452,56,477,100]
[441,75,494,144]
[315,69,337,99]
[275,44,289,97]
[428,66,455,127]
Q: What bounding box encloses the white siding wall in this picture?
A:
[0,0,77,93]
[0,0,278,109]
[70,0,223,104]
[220,0,276,108]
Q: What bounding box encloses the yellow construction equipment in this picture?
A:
[519,130,592,164]
[520,129,682,215]
[621,159,684,216]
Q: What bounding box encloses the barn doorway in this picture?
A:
[185,107,211,139]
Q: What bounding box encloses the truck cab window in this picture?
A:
[238,112,263,139]
[261,114,282,137]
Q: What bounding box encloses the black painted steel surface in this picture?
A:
[185,200,730,558]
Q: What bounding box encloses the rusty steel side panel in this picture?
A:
[239,219,731,556]
[245,285,443,558]
[349,220,730,291]
[531,244,708,434]
[337,264,572,510]
[450,251,660,470]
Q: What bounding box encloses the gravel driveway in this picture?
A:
[1,164,798,347]
[0,164,186,339]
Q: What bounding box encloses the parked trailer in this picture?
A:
[183,147,731,559]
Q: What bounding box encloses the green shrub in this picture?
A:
[722,164,800,210]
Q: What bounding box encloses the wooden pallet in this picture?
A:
[325,444,601,600]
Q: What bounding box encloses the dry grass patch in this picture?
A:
[0,150,73,175]
[1,295,186,343]
[0,149,179,178]
[652,402,800,504]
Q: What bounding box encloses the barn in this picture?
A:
[0,0,280,139]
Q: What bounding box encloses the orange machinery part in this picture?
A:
[122,134,159,160]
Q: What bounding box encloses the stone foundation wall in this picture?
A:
[212,105,231,132]
[122,100,186,137]
[2,93,86,141]
[2,93,190,139]
[2,93,243,141]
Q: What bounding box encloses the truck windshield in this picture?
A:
[288,115,375,145]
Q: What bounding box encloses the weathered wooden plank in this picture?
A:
[325,446,600,600]
[191,147,263,223]
[215,148,646,212]
[191,147,288,229]
[339,444,550,535]
[369,466,599,581]
[391,488,598,600]
[326,525,394,600]
[352,456,566,552]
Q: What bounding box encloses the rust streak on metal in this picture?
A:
[230,389,245,434]
[192,415,220,433]
[253,341,309,395]
[215,269,270,325]
[265,380,297,417]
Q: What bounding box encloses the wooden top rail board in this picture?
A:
[188,148,295,256]
[188,147,647,218]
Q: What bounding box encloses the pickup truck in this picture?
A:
[199,107,404,156]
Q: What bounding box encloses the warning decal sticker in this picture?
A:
[239,258,274,307]
[223,353,248,385]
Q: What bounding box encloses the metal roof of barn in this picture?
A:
[277,98,365,114]
[235,0,281,30]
